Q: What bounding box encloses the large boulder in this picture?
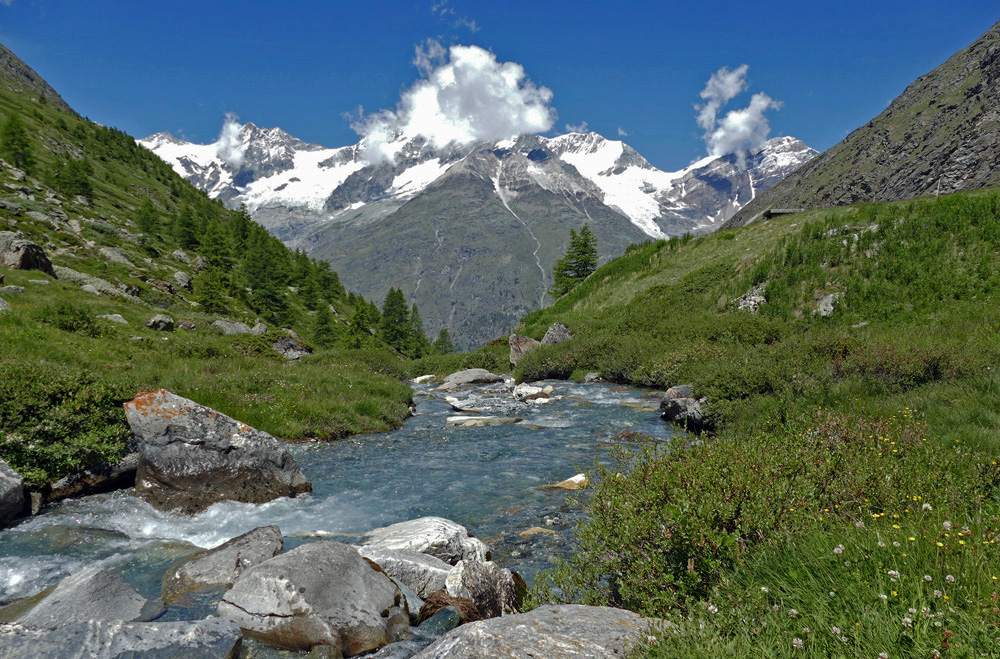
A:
[124,389,311,513]
[412,604,655,659]
[0,458,25,528]
[47,453,139,504]
[508,335,540,366]
[218,541,408,655]
[271,336,312,360]
[0,566,164,629]
[162,525,284,601]
[541,322,572,346]
[357,546,451,598]
[358,517,490,565]
[145,314,174,331]
[0,617,243,659]
[659,385,712,433]
[0,231,55,277]
[444,560,520,619]
[440,369,505,389]
[212,319,254,335]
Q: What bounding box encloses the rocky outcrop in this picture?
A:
[218,541,408,655]
[444,560,519,619]
[412,604,655,658]
[54,266,138,301]
[212,319,254,335]
[0,458,25,528]
[173,271,192,290]
[358,517,490,565]
[508,335,540,366]
[0,566,164,629]
[271,336,311,360]
[659,385,711,433]
[162,526,283,601]
[357,546,451,598]
[541,322,572,346]
[0,231,55,277]
[144,314,174,331]
[96,313,128,324]
[0,617,243,659]
[98,247,133,267]
[124,389,311,513]
[734,283,767,313]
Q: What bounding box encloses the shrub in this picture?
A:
[42,301,104,337]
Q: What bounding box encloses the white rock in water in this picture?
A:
[543,473,588,491]
[446,416,522,427]
[412,374,436,384]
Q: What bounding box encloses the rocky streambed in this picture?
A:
[0,375,673,657]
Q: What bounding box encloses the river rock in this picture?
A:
[542,473,588,491]
[446,416,522,427]
[541,322,572,346]
[440,369,505,389]
[271,336,311,360]
[445,560,519,619]
[173,271,192,290]
[0,459,25,528]
[412,604,655,659]
[658,385,711,433]
[0,231,55,277]
[445,392,525,416]
[0,298,10,314]
[508,334,540,366]
[359,517,490,565]
[358,546,451,598]
[162,526,283,601]
[124,389,311,513]
[218,541,408,655]
[145,314,174,331]
[0,617,243,659]
[1,566,164,629]
[411,375,436,384]
[97,313,128,324]
[212,319,254,335]
[47,453,139,504]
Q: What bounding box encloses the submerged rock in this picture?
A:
[358,517,490,565]
[0,617,243,659]
[125,389,311,513]
[0,566,164,629]
[162,525,283,601]
[446,416,522,427]
[218,541,408,655]
[412,604,656,658]
[542,473,588,491]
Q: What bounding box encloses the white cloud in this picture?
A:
[617,127,629,137]
[696,65,782,167]
[352,41,556,162]
[565,120,588,134]
[455,17,480,33]
[215,112,245,169]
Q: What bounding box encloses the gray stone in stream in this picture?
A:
[440,369,505,389]
[212,318,254,335]
[445,560,520,619]
[1,566,164,630]
[145,314,174,331]
[541,322,573,346]
[583,372,602,383]
[173,271,193,290]
[47,453,139,504]
[659,385,711,434]
[97,313,128,324]
[0,459,25,528]
[218,541,408,655]
[445,416,523,427]
[445,393,526,417]
[162,525,283,601]
[0,617,243,659]
[0,231,55,277]
[358,517,490,565]
[412,604,656,659]
[358,546,452,598]
[125,389,311,514]
[508,334,540,366]
[0,298,10,314]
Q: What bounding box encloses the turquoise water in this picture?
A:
[0,380,670,614]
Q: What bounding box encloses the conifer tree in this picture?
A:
[406,302,430,358]
[549,224,598,297]
[0,111,33,172]
[135,197,159,235]
[196,265,229,314]
[379,288,410,351]
[314,304,336,348]
[433,328,455,354]
[173,205,199,250]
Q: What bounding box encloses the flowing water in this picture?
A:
[0,380,670,626]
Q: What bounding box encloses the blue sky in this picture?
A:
[0,1,996,171]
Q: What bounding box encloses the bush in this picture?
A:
[42,301,104,337]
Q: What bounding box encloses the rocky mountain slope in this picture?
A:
[143,125,815,348]
[0,43,76,116]
[725,18,1000,228]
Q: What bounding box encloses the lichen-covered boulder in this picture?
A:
[218,541,408,655]
[162,526,284,601]
[125,389,311,513]
[508,335,540,366]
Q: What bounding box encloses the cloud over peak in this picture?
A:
[352,41,556,162]
[215,112,245,169]
[696,65,782,167]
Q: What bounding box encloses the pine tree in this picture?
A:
[549,224,598,297]
[433,328,455,354]
[135,197,159,235]
[301,270,322,310]
[196,265,229,314]
[0,112,33,172]
[379,288,410,352]
[406,302,430,358]
[314,304,336,348]
[173,205,199,250]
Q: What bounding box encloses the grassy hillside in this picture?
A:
[519,189,1000,657]
[0,59,429,488]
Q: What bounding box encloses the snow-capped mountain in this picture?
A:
[140,126,815,347]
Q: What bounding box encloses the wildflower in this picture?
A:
[772,605,780,612]
[793,637,804,649]
[855,521,865,529]
[934,590,943,598]
[879,653,889,659]
[922,503,932,511]
[946,574,955,584]
[879,593,888,600]
[788,609,799,618]
[878,541,886,547]
[930,651,941,659]
[760,586,768,593]
[943,521,952,530]
[887,570,900,579]
[802,627,810,634]
[924,575,932,582]
[834,544,844,555]
[840,636,848,643]
[707,603,718,614]
[901,617,912,628]
[893,541,901,547]
[832,626,841,635]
